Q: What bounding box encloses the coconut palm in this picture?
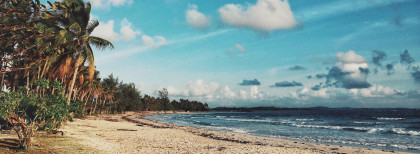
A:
[52,0,114,104]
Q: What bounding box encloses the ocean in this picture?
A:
[145,108,420,153]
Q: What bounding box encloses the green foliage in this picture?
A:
[69,99,85,118]
[52,80,64,93]
[116,83,143,112]
[41,94,69,131]
[0,79,75,150]
[171,99,209,112]
[0,92,21,119]
[32,78,49,91]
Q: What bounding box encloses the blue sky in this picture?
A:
[77,0,420,108]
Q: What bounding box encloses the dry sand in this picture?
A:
[59,113,409,154]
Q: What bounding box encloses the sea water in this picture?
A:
[145,108,420,153]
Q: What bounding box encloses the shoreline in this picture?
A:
[56,112,413,153]
[129,113,411,154]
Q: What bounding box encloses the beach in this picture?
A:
[56,113,407,154]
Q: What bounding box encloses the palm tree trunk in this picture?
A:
[12,72,18,92]
[67,55,82,105]
[0,73,4,92]
[72,88,77,100]
[92,96,99,114]
[67,65,79,104]
[40,58,49,79]
[36,66,41,93]
[26,71,30,94]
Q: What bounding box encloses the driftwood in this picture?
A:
[116,129,137,131]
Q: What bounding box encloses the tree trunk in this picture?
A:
[36,66,41,93]
[89,97,95,115]
[72,88,77,100]
[0,73,4,92]
[67,55,82,105]
[12,72,18,92]
[12,117,32,151]
[40,58,49,79]
[26,71,29,94]
[92,96,99,114]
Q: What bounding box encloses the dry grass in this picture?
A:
[0,131,98,154]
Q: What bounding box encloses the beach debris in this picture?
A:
[217,147,226,151]
[117,129,137,131]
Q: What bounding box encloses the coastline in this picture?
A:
[55,112,412,154]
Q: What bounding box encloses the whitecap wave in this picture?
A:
[223,118,272,123]
[376,117,404,121]
[367,128,420,136]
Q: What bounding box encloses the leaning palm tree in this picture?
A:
[53,0,114,104]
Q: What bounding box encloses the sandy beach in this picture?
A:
[56,113,409,154]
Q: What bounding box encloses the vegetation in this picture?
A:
[89,74,210,114]
[0,0,208,151]
[0,79,69,150]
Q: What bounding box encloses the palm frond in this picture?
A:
[89,36,114,50]
[87,19,99,34]
[85,45,95,81]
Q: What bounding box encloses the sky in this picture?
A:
[68,0,420,108]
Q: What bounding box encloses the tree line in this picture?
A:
[93,74,209,114]
[0,0,208,151]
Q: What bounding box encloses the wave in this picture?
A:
[223,118,273,123]
[290,123,420,136]
[292,124,343,130]
[367,128,420,136]
[192,120,213,126]
[203,126,249,134]
[353,121,385,125]
[296,118,315,121]
[376,117,405,121]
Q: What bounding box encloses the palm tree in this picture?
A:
[53,0,114,104]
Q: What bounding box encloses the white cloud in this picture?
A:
[250,86,263,99]
[166,79,264,101]
[186,4,211,29]
[291,87,331,99]
[235,44,247,52]
[119,19,140,41]
[350,85,398,97]
[335,50,369,82]
[142,35,167,49]
[88,0,133,9]
[167,79,219,97]
[186,79,220,97]
[239,90,248,100]
[218,0,297,31]
[91,18,141,42]
[223,86,236,99]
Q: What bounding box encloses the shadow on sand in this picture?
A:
[0,138,20,150]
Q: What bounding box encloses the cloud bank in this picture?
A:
[218,0,297,32]
[167,79,264,102]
